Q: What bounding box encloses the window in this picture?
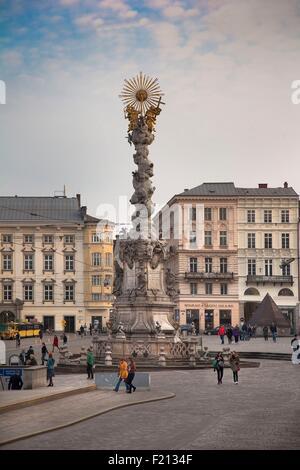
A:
[92,233,101,243]
[220,283,228,295]
[24,254,34,271]
[189,257,197,273]
[3,284,12,301]
[64,235,74,244]
[205,257,212,273]
[189,207,196,221]
[219,208,227,220]
[282,233,290,249]
[92,253,101,267]
[264,210,272,223]
[92,293,101,301]
[43,235,53,244]
[64,284,74,301]
[24,235,34,244]
[282,264,291,276]
[204,208,212,221]
[44,254,53,271]
[105,253,112,266]
[65,255,74,271]
[3,254,12,271]
[247,210,255,223]
[248,259,256,276]
[105,233,112,243]
[104,275,112,287]
[220,258,228,273]
[204,231,212,246]
[2,234,12,243]
[281,210,289,223]
[244,287,260,295]
[92,275,101,286]
[190,283,197,295]
[205,283,213,295]
[264,233,272,249]
[220,231,227,246]
[278,288,293,296]
[189,231,196,246]
[247,233,256,249]
[44,284,53,301]
[265,259,273,276]
[24,284,33,301]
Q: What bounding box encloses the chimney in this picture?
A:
[80,206,87,217]
[76,193,81,206]
[284,182,288,188]
[184,188,189,192]
[258,183,268,188]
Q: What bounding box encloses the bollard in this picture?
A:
[158,346,166,367]
[105,344,112,366]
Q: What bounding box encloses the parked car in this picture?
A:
[204,326,220,335]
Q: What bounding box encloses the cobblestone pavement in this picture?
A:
[2,360,300,450]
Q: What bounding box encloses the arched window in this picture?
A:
[0,311,15,323]
[278,288,294,296]
[244,288,260,296]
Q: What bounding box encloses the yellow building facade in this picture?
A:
[83,216,114,331]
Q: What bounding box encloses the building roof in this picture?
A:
[249,293,290,328]
[0,197,84,224]
[176,182,298,198]
[85,214,101,223]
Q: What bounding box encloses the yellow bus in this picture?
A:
[0,322,42,340]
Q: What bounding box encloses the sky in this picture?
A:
[0,0,300,222]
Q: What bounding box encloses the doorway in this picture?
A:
[92,316,103,332]
[186,309,200,333]
[43,316,55,331]
[219,310,232,327]
[205,310,214,330]
[64,316,75,333]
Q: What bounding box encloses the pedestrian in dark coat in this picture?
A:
[25,346,34,361]
[233,325,240,343]
[41,342,48,365]
[15,332,21,348]
[8,372,23,390]
[126,358,137,393]
[229,351,240,384]
[213,353,224,385]
[63,333,67,345]
[270,323,277,342]
[226,326,233,344]
[263,326,269,341]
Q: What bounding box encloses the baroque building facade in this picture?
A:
[0,195,114,332]
[157,182,300,333]
[83,215,114,331]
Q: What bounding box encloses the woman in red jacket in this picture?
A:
[218,325,225,345]
[52,335,59,352]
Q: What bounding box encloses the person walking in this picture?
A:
[263,325,269,341]
[89,323,93,336]
[241,322,247,341]
[114,358,128,392]
[80,325,84,338]
[15,332,21,348]
[213,352,224,385]
[226,326,233,345]
[270,323,277,342]
[19,350,26,365]
[229,351,240,384]
[25,345,34,362]
[233,325,240,344]
[47,353,55,386]
[126,357,137,393]
[52,335,59,352]
[218,325,225,345]
[63,333,68,345]
[41,342,48,365]
[8,371,23,390]
[87,348,95,380]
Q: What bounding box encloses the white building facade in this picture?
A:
[0,196,86,332]
[237,183,299,333]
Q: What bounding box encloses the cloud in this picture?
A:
[99,0,138,19]
[75,13,104,29]
[2,50,23,66]
[60,0,79,5]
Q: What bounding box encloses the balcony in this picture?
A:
[246,275,293,286]
[185,272,234,280]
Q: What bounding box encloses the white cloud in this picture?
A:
[60,0,79,5]
[99,0,138,19]
[75,14,104,29]
[2,50,23,66]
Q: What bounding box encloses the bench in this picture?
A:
[95,372,150,391]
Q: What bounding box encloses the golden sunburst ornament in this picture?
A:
[119,71,164,115]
